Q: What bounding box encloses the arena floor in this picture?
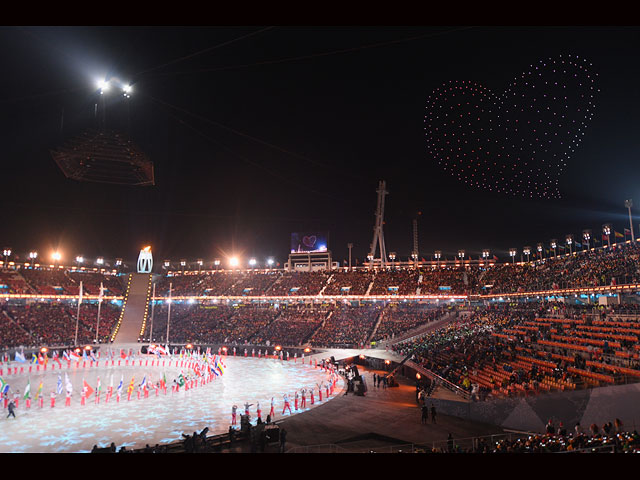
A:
[0,355,341,453]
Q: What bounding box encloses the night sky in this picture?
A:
[2,26,640,266]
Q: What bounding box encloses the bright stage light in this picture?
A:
[52,251,61,261]
[229,257,239,267]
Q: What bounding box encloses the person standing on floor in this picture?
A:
[430,404,437,424]
[6,400,16,419]
[231,404,237,426]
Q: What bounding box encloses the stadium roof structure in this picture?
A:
[51,130,154,186]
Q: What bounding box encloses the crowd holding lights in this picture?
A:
[424,55,599,198]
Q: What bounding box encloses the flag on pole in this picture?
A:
[98,282,104,303]
[65,373,73,394]
[96,377,101,397]
[127,377,135,395]
[625,228,631,235]
[117,375,123,397]
[177,373,185,387]
[23,380,31,399]
[56,375,63,394]
[35,381,43,399]
[14,351,26,363]
[31,353,39,365]
[615,231,625,238]
[83,379,94,398]
[0,376,9,395]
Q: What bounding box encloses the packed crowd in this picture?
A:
[311,306,383,348]
[373,304,447,343]
[1,301,123,348]
[251,308,328,346]
[394,302,640,400]
[323,270,373,296]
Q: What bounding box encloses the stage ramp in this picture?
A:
[112,273,152,344]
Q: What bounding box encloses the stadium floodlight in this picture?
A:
[29,251,38,260]
[267,258,274,266]
[583,229,592,250]
[603,224,612,247]
[509,248,517,264]
[97,80,109,94]
[163,260,171,268]
[434,250,441,260]
[249,258,257,267]
[96,257,104,265]
[566,234,573,255]
[180,259,187,268]
[389,252,396,262]
[123,84,132,94]
[482,249,490,259]
[214,259,221,267]
[52,251,61,262]
[457,250,465,260]
[229,257,239,268]
[76,255,84,264]
[523,246,531,262]
[115,258,122,266]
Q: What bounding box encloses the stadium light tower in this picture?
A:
[434,250,442,266]
[537,243,543,261]
[163,260,171,269]
[566,234,574,255]
[509,248,517,264]
[180,259,187,270]
[96,257,104,266]
[457,250,465,263]
[2,248,11,267]
[625,199,635,242]
[229,257,239,268]
[389,252,396,267]
[583,230,591,250]
[550,239,558,258]
[214,259,221,270]
[267,258,274,268]
[197,259,203,272]
[523,246,531,263]
[29,251,38,264]
[249,258,257,267]
[482,249,490,266]
[347,243,353,270]
[603,224,612,248]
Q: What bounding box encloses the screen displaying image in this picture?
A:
[291,232,328,253]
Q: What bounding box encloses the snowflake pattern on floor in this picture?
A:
[0,356,340,453]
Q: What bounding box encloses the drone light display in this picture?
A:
[424,55,599,198]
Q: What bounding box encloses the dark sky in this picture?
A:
[2,26,640,266]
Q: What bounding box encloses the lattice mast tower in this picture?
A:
[368,181,388,267]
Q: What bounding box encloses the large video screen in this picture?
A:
[291,232,329,253]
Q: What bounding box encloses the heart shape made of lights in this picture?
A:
[302,235,317,248]
[424,54,599,199]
